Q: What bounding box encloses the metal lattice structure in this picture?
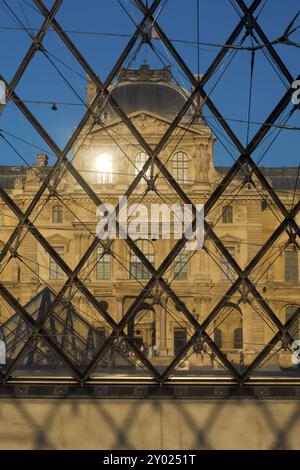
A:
[0,0,299,397]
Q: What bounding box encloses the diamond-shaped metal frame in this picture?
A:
[0,0,299,387]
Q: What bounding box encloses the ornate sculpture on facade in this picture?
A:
[14,176,24,189]
[119,64,172,83]
[195,144,211,182]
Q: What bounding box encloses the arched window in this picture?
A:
[285,305,300,339]
[233,327,243,349]
[172,151,188,184]
[130,240,154,280]
[52,205,63,223]
[135,152,150,179]
[96,246,110,280]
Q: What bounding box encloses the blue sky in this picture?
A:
[0,0,299,169]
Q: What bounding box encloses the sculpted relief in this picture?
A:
[194,144,211,182]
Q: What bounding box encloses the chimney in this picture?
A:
[37,153,48,167]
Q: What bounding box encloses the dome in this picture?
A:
[99,65,195,123]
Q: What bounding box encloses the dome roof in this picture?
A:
[100,65,194,123]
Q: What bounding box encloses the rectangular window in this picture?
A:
[173,152,188,184]
[52,205,63,223]
[221,246,236,280]
[130,256,153,280]
[285,251,299,283]
[130,242,154,280]
[233,328,243,349]
[174,252,189,279]
[222,205,233,223]
[49,246,64,280]
[214,329,222,348]
[174,328,187,355]
[96,247,110,280]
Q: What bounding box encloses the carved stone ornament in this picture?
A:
[195,146,211,181]
[14,176,24,189]
[119,64,172,83]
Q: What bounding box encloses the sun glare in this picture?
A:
[96,152,113,173]
[96,152,113,183]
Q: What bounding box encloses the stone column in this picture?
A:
[81,234,91,281]
[74,233,82,266]
[115,240,127,280]
[12,259,21,283]
[159,298,168,355]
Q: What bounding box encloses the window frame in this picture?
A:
[222,205,233,224]
[173,248,189,280]
[96,246,111,280]
[49,246,65,280]
[173,327,187,355]
[285,250,299,283]
[233,327,243,349]
[52,205,63,224]
[130,240,154,280]
[135,152,150,180]
[172,151,189,184]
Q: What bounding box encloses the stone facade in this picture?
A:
[0,66,299,375]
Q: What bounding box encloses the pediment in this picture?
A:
[220,233,243,244]
[46,234,71,247]
[89,110,211,137]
